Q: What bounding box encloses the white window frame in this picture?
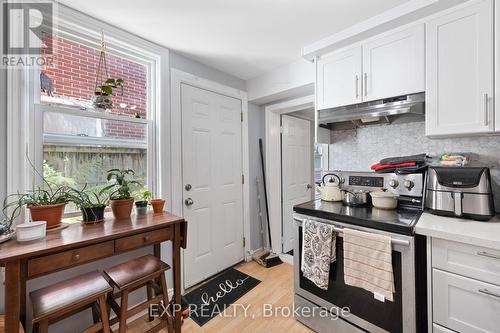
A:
[6,3,170,220]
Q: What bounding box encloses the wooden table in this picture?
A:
[0,212,187,333]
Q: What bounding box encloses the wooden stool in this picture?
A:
[103,255,173,333]
[30,271,112,333]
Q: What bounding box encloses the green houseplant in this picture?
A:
[3,186,70,230]
[3,159,71,230]
[93,78,124,110]
[135,190,152,215]
[69,185,108,223]
[102,169,140,220]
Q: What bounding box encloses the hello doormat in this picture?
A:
[183,268,260,326]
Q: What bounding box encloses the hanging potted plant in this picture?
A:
[101,169,140,220]
[135,190,152,215]
[91,32,124,110]
[92,78,124,110]
[69,186,108,223]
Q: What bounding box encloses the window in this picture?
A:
[37,33,152,212]
[314,144,330,198]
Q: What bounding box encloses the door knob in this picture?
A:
[185,198,194,206]
[185,184,192,191]
[306,184,312,189]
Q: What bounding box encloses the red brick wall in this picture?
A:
[41,34,147,140]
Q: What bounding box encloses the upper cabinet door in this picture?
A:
[316,46,362,110]
[426,0,494,136]
[362,25,425,102]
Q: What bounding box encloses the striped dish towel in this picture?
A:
[343,228,395,301]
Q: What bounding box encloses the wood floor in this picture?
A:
[128,261,313,333]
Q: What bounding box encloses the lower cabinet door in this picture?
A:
[433,268,500,333]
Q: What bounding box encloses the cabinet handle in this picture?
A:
[478,288,500,299]
[484,93,489,126]
[364,73,368,97]
[477,251,500,260]
[355,75,359,98]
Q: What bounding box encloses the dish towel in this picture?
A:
[301,219,337,290]
[343,228,395,301]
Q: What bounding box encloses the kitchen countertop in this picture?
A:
[415,212,500,250]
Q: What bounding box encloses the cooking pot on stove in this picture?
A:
[341,189,370,206]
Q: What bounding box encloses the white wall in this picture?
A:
[246,58,314,105]
[170,51,246,91]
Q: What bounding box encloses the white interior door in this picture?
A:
[181,84,244,288]
[281,115,312,254]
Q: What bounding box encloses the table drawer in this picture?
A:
[115,228,172,253]
[28,241,114,278]
[432,238,500,285]
[433,269,500,333]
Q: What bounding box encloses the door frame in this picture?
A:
[264,95,315,254]
[170,69,251,289]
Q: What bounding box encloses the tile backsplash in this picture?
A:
[329,121,500,212]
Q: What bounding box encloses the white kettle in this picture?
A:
[317,173,342,202]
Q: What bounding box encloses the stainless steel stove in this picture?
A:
[293,170,427,333]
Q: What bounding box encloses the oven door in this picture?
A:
[293,214,416,333]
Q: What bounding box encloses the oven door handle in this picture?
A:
[293,216,410,247]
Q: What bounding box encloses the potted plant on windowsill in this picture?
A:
[69,186,109,223]
[102,169,140,220]
[92,78,124,110]
[135,190,152,215]
[3,186,70,230]
[151,196,166,214]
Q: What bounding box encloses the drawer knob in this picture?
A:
[143,235,151,242]
[73,253,80,261]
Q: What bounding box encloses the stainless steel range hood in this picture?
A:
[318,93,425,127]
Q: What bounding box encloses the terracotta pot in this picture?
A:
[151,199,166,214]
[28,203,66,229]
[110,198,134,220]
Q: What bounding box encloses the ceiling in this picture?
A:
[59,0,411,80]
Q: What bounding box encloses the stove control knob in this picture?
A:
[389,179,399,188]
[403,180,414,190]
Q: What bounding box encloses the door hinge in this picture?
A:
[243,237,246,247]
[242,174,245,184]
[241,112,243,122]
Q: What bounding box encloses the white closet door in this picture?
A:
[282,115,312,254]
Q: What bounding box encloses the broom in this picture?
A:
[256,138,282,268]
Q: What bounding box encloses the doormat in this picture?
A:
[183,268,261,326]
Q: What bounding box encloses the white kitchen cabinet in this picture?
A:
[426,0,494,136]
[433,269,500,333]
[316,24,425,110]
[316,46,362,109]
[432,238,500,285]
[363,25,425,102]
